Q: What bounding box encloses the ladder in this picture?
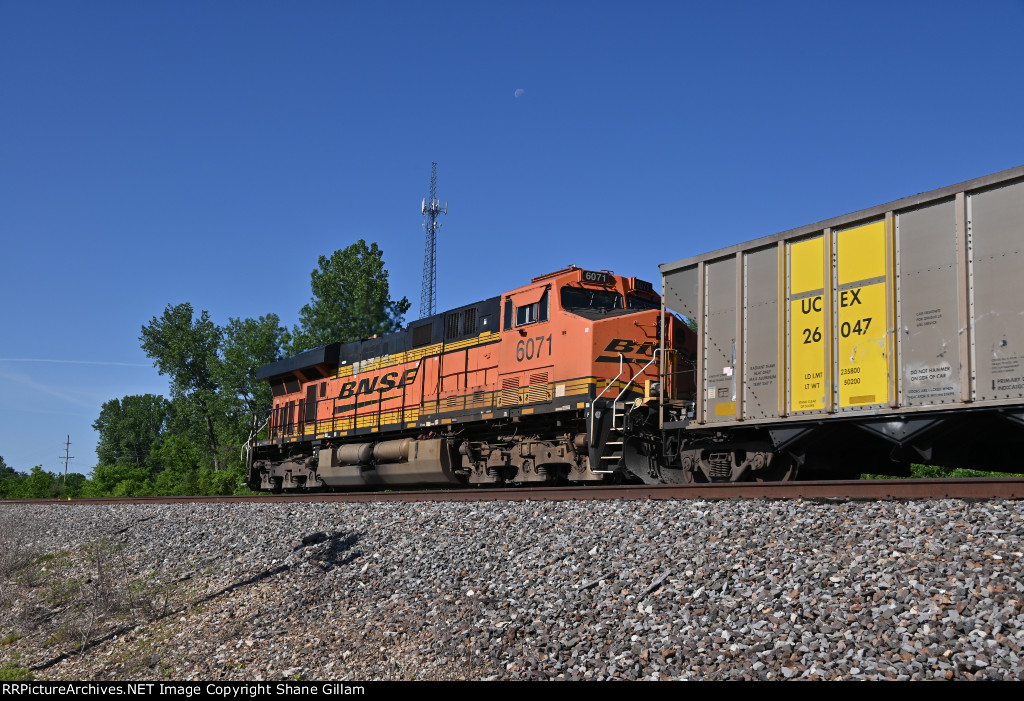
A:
[591,350,660,474]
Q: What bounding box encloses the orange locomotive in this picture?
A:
[247,266,695,491]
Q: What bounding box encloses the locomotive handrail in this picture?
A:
[589,353,625,447]
[615,348,661,406]
[243,414,271,461]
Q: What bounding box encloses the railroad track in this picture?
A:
[4,477,1024,506]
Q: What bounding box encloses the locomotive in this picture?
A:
[248,165,1024,490]
[246,266,697,491]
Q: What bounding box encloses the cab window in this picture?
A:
[626,294,659,310]
[516,290,549,326]
[560,287,623,311]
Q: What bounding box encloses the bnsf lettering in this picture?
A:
[338,368,418,399]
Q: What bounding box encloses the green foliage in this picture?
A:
[0,455,14,480]
[289,239,410,354]
[149,434,205,495]
[140,303,224,468]
[861,463,1019,479]
[215,314,290,416]
[76,241,400,496]
[198,462,248,495]
[24,466,56,498]
[0,466,64,499]
[60,473,87,497]
[82,463,153,497]
[140,303,222,399]
[93,394,170,469]
[0,664,33,681]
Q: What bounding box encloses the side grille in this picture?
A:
[499,377,520,406]
[445,313,460,339]
[527,372,551,403]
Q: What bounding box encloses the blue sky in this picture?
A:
[2,1,1023,474]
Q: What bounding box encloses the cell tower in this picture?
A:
[420,162,447,318]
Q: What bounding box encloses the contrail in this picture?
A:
[0,358,150,367]
[0,369,103,409]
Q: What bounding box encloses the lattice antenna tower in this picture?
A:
[420,162,447,318]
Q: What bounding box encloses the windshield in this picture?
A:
[560,287,624,311]
[627,294,659,310]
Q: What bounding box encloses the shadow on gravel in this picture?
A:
[30,531,363,673]
[302,531,362,571]
[31,623,139,672]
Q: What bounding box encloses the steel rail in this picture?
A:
[3,478,1024,506]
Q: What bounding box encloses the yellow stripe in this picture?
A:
[272,374,640,439]
[333,331,500,379]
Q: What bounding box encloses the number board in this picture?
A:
[581,270,612,285]
[788,236,828,412]
[836,220,890,408]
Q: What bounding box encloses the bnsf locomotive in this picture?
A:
[248,165,1024,490]
[247,266,696,491]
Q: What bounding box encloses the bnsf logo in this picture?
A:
[338,367,418,399]
[603,339,657,356]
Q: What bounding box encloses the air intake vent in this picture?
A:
[527,372,551,403]
[500,377,520,406]
[445,313,460,339]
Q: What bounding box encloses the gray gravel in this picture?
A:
[1,497,1023,680]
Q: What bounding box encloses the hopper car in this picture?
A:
[247,165,1024,490]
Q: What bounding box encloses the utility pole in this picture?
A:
[420,162,447,318]
[60,435,74,485]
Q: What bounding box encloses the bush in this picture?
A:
[0,510,40,581]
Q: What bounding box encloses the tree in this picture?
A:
[93,395,171,469]
[140,304,224,469]
[289,240,410,354]
[215,314,290,418]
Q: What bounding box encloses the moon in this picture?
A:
[514,88,525,99]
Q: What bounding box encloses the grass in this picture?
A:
[862,464,1020,479]
[1,632,23,645]
[0,664,33,681]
